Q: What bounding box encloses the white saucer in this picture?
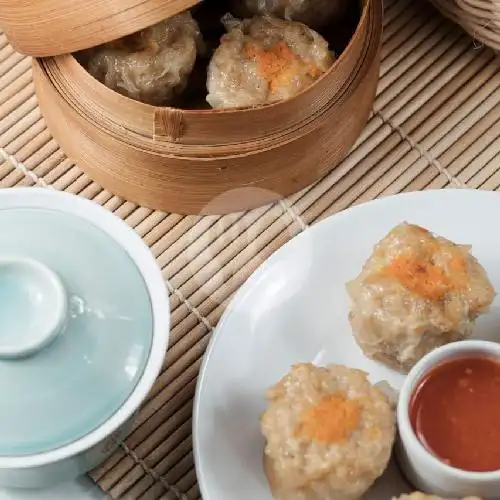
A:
[193,189,500,500]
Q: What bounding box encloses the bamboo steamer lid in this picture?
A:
[0,0,201,57]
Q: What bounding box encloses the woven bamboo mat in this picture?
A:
[1,0,500,496]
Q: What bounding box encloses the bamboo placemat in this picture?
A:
[1,0,500,496]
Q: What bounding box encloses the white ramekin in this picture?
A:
[397,339,500,499]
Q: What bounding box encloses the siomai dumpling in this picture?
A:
[81,12,204,106]
[393,494,482,500]
[206,15,334,109]
[346,222,495,373]
[231,0,348,29]
[261,363,395,500]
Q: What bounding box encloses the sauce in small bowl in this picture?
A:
[396,340,500,499]
[410,355,500,473]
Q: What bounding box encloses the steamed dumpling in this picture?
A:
[81,12,204,106]
[261,363,395,500]
[206,14,333,109]
[346,223,495,373]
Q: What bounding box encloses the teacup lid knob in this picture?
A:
[0,257,67,360]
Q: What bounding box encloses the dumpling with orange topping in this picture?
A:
[261,363,395,500]
[206,14,333,109]
[346,222,495,373]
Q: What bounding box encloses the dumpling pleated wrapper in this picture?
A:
[206,14,334,109]
[260,363,396,500]
[80,12,204,106]
[346,223,495,373]
[231,0,348,29]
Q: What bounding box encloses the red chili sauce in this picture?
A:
[409,355,500,472]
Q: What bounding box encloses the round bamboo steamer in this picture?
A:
[29,0,382,215]
[428,0,500,51]
[0,0,382,214]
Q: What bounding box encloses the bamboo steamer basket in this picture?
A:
[2,0,383,215]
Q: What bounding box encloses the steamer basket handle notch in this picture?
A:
[154,108,185,142]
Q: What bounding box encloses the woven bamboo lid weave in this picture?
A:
[428,0,500,51]
[0,0,201,57]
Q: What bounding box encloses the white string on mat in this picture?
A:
[279,199,309,230]
[373,109,466,188]
[165,280,215,333]
[0,146,51,188]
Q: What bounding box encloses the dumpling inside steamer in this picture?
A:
[230,0,348,29]
[206,14,334,109]
[79,12,204,106]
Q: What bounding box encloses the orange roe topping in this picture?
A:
[385,251,468,301]
[295,394,361,444]
[243,41,320,92]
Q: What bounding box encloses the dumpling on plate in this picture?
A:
[260,363,395,500]
[231,0,348,29]
[206,14,334,109]
[80,12,204,106]
[393,494,481,500]
[346,222,495,373]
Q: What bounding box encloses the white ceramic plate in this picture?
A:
[193,189,500,500]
